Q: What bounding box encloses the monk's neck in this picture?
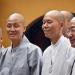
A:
[51,34,62,45]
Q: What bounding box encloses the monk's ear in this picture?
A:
[23,25,26,32]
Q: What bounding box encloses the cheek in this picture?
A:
[47,24,53,30]
[20,28,25,33]
[52,28,60,36]
[6,30,10,35]
[6,28,10,33]
[72,33,75,37]
[51,26,58,32]
[17,29,24,35]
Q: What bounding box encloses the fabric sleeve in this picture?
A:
[27,46,42,75]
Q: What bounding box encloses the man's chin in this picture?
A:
[45,34,51,39]
[9,37,16,41]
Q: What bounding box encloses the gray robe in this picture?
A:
[41,35,75,75]
[0,47,6,58]
[0,36,42,75]
[0,47,6,61]
[0,48,3,59]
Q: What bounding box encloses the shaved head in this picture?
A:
[61,10,73,37]
[7,13,25,26]
[42,10,65,44]
[6,13,26,45]
[45,10,65,23]
[61,10,73,21]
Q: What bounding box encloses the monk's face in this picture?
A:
[6,15,25,42]
[63,17,71,38]
[42,14,62,41]
[68,18,75,47]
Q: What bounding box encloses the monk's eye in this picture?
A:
[42,20,52,24]
[6,23,12,28]
[14,23,20,28]
[47,20,53,24]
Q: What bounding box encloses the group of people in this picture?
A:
[0,9,75,75]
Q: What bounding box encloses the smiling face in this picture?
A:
[68,17,75,47]
[42,10,64,44]
[42,15,61,39]
[6,13,25,43]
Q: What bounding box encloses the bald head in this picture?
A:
[7,13,25,26]
[6,13,26,44]
[45,10,65,23]
[61,10,73,21]
[42,10,65,44]
[61,10,73,37]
